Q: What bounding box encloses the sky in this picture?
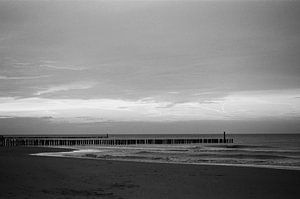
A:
[0,0,299,134]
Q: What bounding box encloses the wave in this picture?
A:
[31,149,300,171]
[191,146,300,155]
[31,141,300,172]
[190,153,292,160]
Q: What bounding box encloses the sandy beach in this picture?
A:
[0,147,299,199]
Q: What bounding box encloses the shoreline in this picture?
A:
[31,146,300,171]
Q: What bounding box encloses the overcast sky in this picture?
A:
[0,0,299,133]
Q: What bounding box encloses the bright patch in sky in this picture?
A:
[0,89,299,122]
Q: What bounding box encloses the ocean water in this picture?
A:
[34,134,300,170]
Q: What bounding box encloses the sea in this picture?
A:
[34,134,300,170]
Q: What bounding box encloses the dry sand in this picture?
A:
[0,147,299,199]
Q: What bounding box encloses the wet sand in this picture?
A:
[0,147,299,199]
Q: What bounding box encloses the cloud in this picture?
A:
[38,63,87,71]
[0,97,163,121]
[10,60,87,71]
[11,62,33,67]
[0,116,13,119]
[0,75,50,80]
[35,81,97,95]
[0,89,299,122]
[221,89,300,119]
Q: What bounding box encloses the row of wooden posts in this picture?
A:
[0,136,233,147]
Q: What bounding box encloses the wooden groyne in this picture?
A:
[0,135,233,147]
